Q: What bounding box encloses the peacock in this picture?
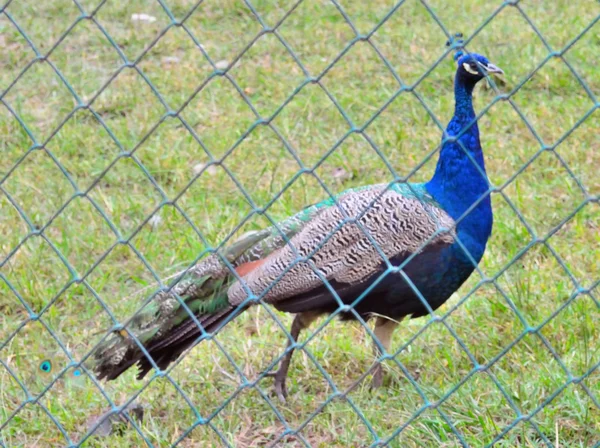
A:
[92,50,503,402]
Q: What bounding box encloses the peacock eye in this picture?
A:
[462,62,479,75]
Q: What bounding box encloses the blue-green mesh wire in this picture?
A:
[0,0,598,446]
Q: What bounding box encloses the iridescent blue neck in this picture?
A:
[425,72,492,262]
[429,74,482,181]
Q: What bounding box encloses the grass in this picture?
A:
[0,0,599,446]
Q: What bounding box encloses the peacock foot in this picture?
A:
[265,370,288,403]
[371,363,384,389]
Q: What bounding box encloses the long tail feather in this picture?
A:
[91,270,241,381]
[135,305,238,379]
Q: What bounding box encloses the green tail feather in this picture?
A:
[92,273,235,381]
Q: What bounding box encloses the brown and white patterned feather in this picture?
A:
[228,186,456,305]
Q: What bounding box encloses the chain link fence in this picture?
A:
[1,0,599,446]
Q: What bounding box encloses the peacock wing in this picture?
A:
[227,184,456,308]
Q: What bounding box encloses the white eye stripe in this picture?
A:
[463,62,479,75]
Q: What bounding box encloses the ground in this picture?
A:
[0,0,599,447]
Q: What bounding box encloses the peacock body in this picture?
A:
[93,51,503,399]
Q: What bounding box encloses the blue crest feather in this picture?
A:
[446,32,465,60]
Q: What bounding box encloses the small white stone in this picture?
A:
[149,214,162,229]
[215,60,229,70]
[161,56,180,64]
[192,163,205,176]
[192,163,218,176]
[132,13,157,23]
[332,167,352,182]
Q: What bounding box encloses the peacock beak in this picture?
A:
[485,63,504,75]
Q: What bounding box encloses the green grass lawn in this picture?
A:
[1,0,599,446]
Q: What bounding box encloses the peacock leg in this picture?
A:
[268,311,320,403]
[371,316,400,388]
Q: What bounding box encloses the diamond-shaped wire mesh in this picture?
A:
[1,0,599,447]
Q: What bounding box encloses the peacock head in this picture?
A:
[455,52,503,83]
